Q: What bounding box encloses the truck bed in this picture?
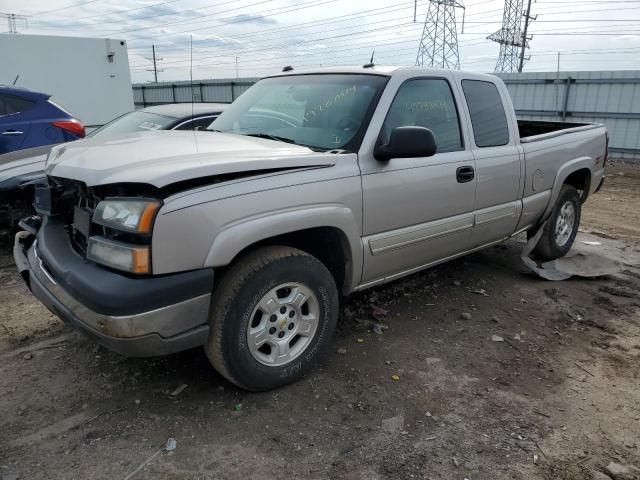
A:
[518,119,601,143]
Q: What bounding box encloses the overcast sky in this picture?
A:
[2,0,640,82]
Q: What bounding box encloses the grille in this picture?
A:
[63,181,101,256]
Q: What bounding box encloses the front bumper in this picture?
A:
[14,222,214,357]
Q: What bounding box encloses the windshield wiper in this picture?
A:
[244,133,297,145]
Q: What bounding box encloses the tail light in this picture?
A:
[603,132,609,167]
[52,120,86,138]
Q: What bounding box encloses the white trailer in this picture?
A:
[0,34,134,128]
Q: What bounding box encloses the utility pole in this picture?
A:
[415,0,466,70]
[152,45,158,83]
[518,0,535,72]
[1,13,28,33]
[145,45,163,83]
[235,56,239,79]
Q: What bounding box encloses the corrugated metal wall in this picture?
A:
[132,78,259,106]
[133,71,640,159]
[497,70,640,159]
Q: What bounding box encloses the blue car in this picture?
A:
[0,86,85,155]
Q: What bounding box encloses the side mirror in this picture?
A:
[374,126,437,161]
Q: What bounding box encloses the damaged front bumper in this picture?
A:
[14,220,214,357]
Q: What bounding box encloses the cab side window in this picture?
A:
[381,78,463,154]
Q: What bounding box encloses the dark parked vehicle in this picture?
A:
[0,103,227,228]
[0,86,85,155]
[93,103,227,134]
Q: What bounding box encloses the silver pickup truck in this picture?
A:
[14,66,608,391]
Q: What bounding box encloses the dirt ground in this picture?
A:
[1,163,639,480]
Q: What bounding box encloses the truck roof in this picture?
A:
[265,65,500,83]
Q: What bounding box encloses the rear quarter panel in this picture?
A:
[517,125,607,230]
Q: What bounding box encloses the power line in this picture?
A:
[30,0,103,16]
[126,0,430,52]
[130,33,490,72]
[125,2,629,57]
[135,43,640,79]
[133,24,640,74]
[32,0,191,25]
[132,19,423,69]
[109,0,337,41]
[127,4,432,62]
[0,12,28,33]
[127,2,503,64]
[96,0,276,35]
[535,4,640,15]
[151,27,639,73]
[130,10,639,71]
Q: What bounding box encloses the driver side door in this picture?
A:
[360,76,477,285]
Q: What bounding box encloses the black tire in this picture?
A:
[205,246,339,391]
[532,185,581,261]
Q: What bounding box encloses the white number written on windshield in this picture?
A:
[303,84,357,123]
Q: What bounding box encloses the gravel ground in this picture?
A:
[0,164,639,480]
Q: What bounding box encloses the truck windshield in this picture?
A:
[208,74,388,152]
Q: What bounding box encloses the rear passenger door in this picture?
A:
[360,76,476,285]
[0,94,33,154]
[459,79,523,247]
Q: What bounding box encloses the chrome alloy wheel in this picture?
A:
[555,200,576,247]
[247,283,320,367]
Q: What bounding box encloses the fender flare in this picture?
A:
[540,156,594,223]
[203,204,363,292]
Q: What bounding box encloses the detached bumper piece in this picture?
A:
[14,218,214,357]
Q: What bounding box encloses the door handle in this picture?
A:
[456,166,475,183]
[2,130,23,136]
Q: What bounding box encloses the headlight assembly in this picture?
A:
[93,198,161,234]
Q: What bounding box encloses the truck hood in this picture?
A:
[45,131,337,188]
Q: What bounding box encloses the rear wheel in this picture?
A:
[532,185,581,261]
[205,246,339,391]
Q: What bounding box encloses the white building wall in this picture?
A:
[0,34,134,127]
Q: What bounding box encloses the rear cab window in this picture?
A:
[461,80,510,147]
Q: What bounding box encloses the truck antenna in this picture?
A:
[363,50,375,68]
[190,35,194,125]
[12,74,19,86]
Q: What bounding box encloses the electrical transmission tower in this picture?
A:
[488,0,534,72]
[1,13,28,33]
[415,0,466,70]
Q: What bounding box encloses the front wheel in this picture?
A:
[532,184,581,261]
[205,246,339,391]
